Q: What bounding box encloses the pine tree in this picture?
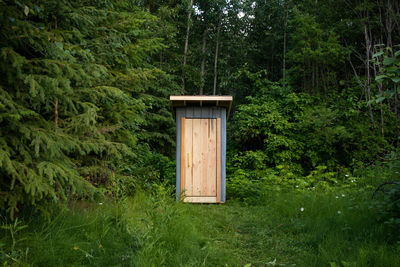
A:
[0,0,178,218]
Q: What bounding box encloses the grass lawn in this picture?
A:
[1,188,399,266]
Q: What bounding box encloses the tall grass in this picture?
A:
[0,186,210,266]
[1,180,399,266]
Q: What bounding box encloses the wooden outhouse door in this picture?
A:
[181,118,221,202]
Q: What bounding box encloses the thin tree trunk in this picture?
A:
[364,24,376,128]
[146,1,151,12]
[213,18,221,96]
[372,47,385,136]
[312,61,315,93]
[303,57,306,92]
[54,98,58,128]
[283,9,287,86]
[385,0,398,119]
[182,0,194,94]
[200,26,207,95]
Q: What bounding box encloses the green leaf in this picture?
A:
[375,75,387,82]
[375,96,385,103]
[372,51,384,58]
[391,77,400,83]
[24,5,29,16]
[385,66,398,72]
[55,42,63,49]
[383,57,396,66]
[395,50,400,57]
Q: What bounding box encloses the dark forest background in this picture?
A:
[1,0,400,216]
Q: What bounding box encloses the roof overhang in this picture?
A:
[170,95,233,117]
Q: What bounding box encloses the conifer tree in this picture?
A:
[0,0,178,218]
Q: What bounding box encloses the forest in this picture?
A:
[0,0,400,266]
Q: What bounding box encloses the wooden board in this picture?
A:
[183,118,193,197]
[201,118,209,196]
[182,118,219,202]
[192,119,202,196]
[184,197,217,203]
[207,119,217,196]
[180,117,185,199]
[170,96,233,117]
[216,118,221,202]
[170,95,232,102]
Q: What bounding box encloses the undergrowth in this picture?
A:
[1,169,400,266]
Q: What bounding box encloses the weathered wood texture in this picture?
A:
[175,107,226,203]
[170,95,233,116]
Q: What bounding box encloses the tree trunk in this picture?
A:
[146,1,151,12]
[213,18,221,96]
[364,24,376,128]
[385,0,398,119]
[372,48,385,136]
[283,9,287,86]
[312,61,315,93]
[200,25,207,95]
[182,0,194,94]
[54,98,58,128]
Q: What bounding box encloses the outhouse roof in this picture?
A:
[170,95,233,115]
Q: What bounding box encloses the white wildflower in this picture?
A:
[345,174,349,177]
[337,210,341,214]
[336,196,339,199]
[99,202,103,205]
[341,194,345,197]
[300,207,304,212]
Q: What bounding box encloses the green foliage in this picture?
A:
[1,182,400,266]
[230,77,385,173]
[374,47,400,85]
[369,153,400,238]
[373,46,400,106]
[0,189,211,266]
[0,0,178,218]
[286,10,347,93]
[227,72,394,203]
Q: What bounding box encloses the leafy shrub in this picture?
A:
[227,75,391,204]
[373,181,400,237]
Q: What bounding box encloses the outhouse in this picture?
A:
[170,95,233,203]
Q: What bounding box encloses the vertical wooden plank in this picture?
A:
[201,118,209,196]
[192,119,202,196]
[207,119,217,196]
[216,118,221,202]
[186,106,193,118]
[221,109,226,202]
[180,117,185,199]
[184,119,193,196]
[202,107,211,118]
[176,108,182,200]
[193,107,202,118]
